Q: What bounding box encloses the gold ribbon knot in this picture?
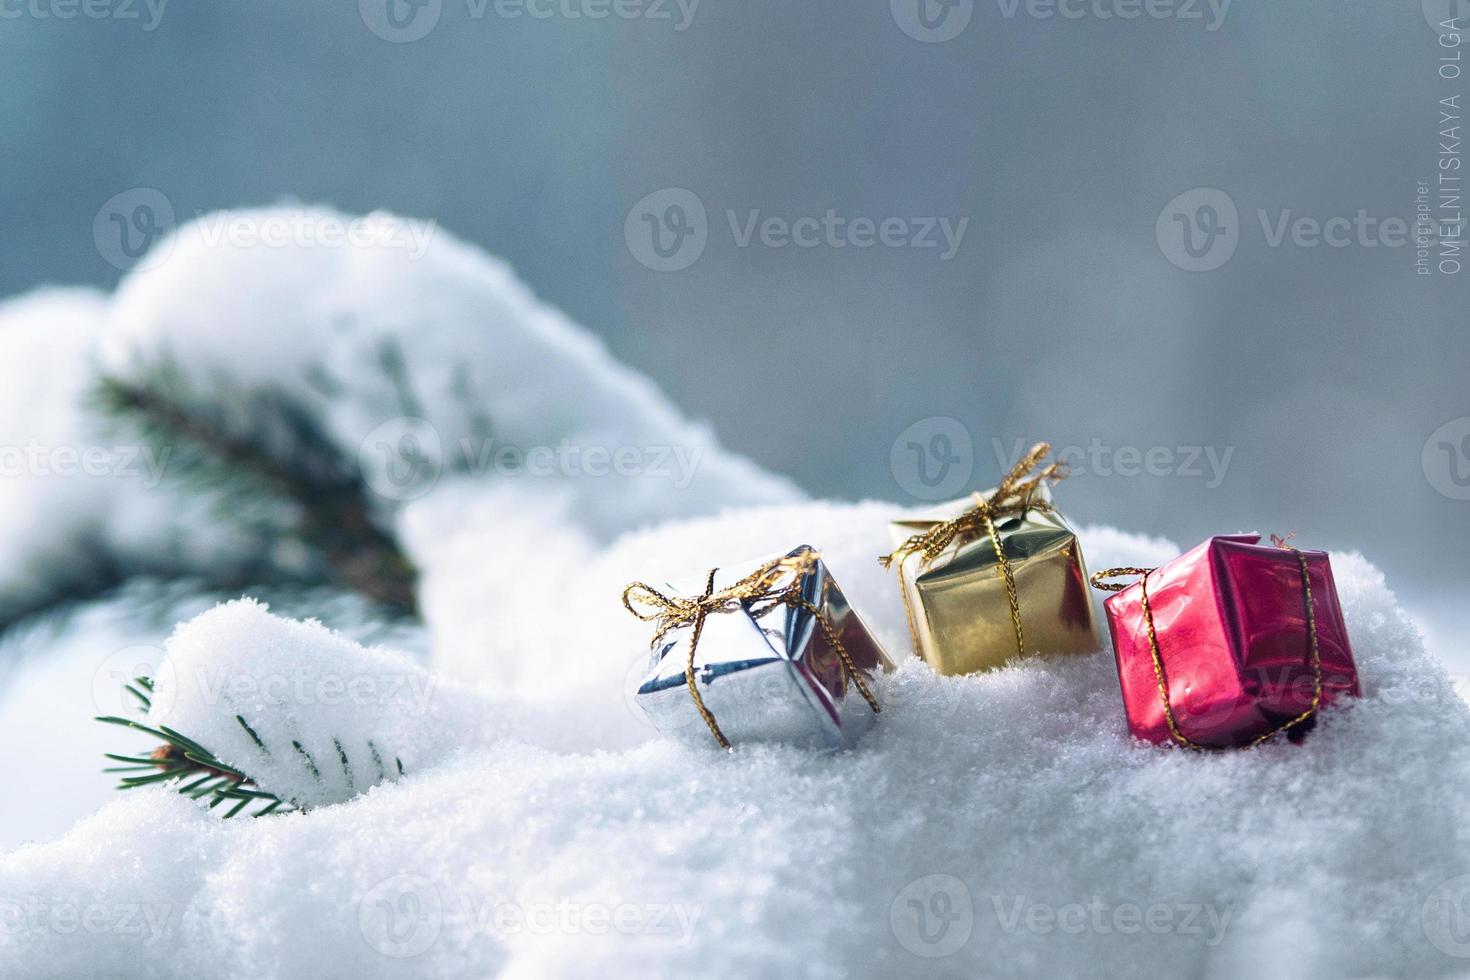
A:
[880,441,1066,661]
[1090,543,1323,750]
[622,552,880,749]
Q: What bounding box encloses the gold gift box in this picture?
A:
[888,483,1100,675]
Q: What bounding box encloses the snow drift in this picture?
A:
[0,208,1463,980]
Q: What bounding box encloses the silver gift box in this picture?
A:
[632,545,894,749]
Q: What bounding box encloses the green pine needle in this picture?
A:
[97,675,297,819]
[97,674,410,819]
[90,355,419,615]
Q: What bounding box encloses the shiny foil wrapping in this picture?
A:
[633,546,893,749]
[1102,535,1359,748]
[888,485,1099,675]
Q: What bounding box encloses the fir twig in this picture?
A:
[97,674,408,819]
[91,358,417,615]
[97,675,297,819]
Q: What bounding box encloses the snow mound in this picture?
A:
[0,206,797,628]
[2,509,1464,979]
[145,599,440,809]
[0,289,262,621]
[99,206,799,536]
[0,207,1459,978]
[0,288,116,620]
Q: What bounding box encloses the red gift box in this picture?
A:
[1095,535,1359,749]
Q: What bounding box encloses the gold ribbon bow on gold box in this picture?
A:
[881,442,1100,675]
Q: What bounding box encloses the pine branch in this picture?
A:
[91,358,417,616]
[97,675,408,819]
[97,677,296,818]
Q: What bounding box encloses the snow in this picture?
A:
[0,207,1464,978]
[0,584,210,847]
[4,511,1467,979]
[0,289,279,622]
[0,582,431,848]
[0,288,116,621]
[98,206,799,537]
[146,600,435,808]
[0,205,797,627]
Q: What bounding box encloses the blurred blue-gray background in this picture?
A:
[1,0,1465,657]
